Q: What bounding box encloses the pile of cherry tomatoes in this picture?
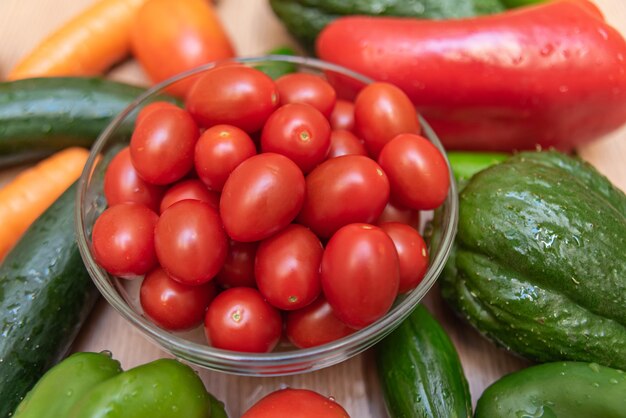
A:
[91,63,450,353]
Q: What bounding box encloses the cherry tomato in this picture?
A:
[194,124,256,191]
[186,65,279,132]
[140,267,217,331]
[321,223,399,329]
[298,155,389,238]
[131,0,234,96]
[242,388,350,418]
[327,130,367,159]
[261,103,331,173]
[255,224,323,310]
[275,73,337,117]
[378,133,450,210]
[135,101,180,127]
[159,178,219,213]
[375,200,420,230]
[285,296,354,348]
[104,147,164,212]
[379,222,429,294]
[354,82,420,158]
[155,200,227,285]
[220,153,305,242]
[215,240,258,289]
[329,99,355,132]
[130,107,199,185]
[92,203,158,277]
[204,287,282,353]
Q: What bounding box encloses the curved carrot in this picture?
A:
[7,0,148,80]
[0,148,89,260]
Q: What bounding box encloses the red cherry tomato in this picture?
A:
[135,101,180,127]
[379,222,429,294]
[354,82,420,158]
[104,147,164,212]
[285,296,354,348]
[155,200,227,285]
[375,200,420,230]
[275,73,337,117]
[215,240,258,289]
[159,178,219,213]
[140,267,217,331]
[220,153,305,242]
[329,99,355,132]
[194,124,257,191]
[130,107,199,185]
[321,223,399,329]
[298,155,389,238]
[92,203,158,277]
[242,388,350,418]
[378,133,450,210]
[204,287,282,353]
[261,103,331,173]
[186,65,279,132]
[255,224,323,310]
[327,130,367,159]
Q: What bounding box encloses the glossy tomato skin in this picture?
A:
[275,73,337,117]
[204,287,282,353]
[298,155,389,238]
[327,129,367,159]
[130,107,199,185]
[321,223,400,329]
[194,124,257,191]
[220,153,305,242]
[140,267,217,331]
[159,178,219,213]
[186,65,279,132]
[379,222,429,293]
[131,0,234,96]
[255,224,323,310]
[155,200,227,285]
[286,296,354,348]
[215,240,258,289]
[354,82,420,158]
[104,147,164,212]
[135,101,180,127]
[242,388,350,418]
[378,133,450,210]
[375,200,420,230]
[261,103,331,173]
[329,99,355,132]
[92,203,158,277]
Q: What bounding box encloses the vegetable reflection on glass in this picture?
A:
[317,0,626,151]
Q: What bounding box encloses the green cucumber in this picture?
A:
[269,0,506,52]
[376,305,472,418]
[475,362,626,417]
[0,77,180,167]
[440,151,626,369]
[12,352,123,418]
[0,184,98,418]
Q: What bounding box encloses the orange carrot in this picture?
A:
[0,147,89,260]
[7,0,148,80]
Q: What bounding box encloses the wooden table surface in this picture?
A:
[1,0,625,416]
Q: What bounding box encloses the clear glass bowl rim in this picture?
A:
[75,55,458,375]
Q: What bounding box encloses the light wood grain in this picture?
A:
[1,0,625,416]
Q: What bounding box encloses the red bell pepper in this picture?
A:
[316,0,626,152]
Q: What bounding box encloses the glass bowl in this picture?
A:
[75,56,458,376]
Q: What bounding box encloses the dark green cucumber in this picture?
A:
[475,362,626,417]
[0,184,98,418]
[376,305,472,418]
[269,0,506,52]
[440,151,626,370]
[0,77,179,167]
